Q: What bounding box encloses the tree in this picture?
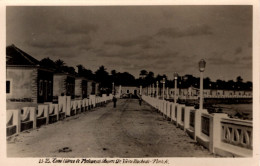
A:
[95,66,109,88]
[62,66,76,75]
[55,59,65,67]
[117,72,136,86]
[77,64,85,76]
[55,59,66,72]
[111,70,117,76]
[145,71,155,86]
[76,64,94,80]
[139,70,148,79]
[203,77,211,89]
[236,76,243,83]
[40,57,57,69]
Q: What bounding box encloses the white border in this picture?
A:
[1,1,259,166]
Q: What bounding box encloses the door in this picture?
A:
[134,90,137,96]
[38,80,48,103]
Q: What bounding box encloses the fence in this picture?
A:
[6,94,113,137]
[142,95,252,157]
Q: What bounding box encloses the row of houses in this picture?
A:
[6,45,100,109]
[114,85,252,99]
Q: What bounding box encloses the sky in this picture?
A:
[6,6,252,82]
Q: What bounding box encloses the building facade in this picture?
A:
[6,45,54,109]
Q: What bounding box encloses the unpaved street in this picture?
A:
[7,99,214,157]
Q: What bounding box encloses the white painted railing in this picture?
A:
[6,94,112,137]
[142,95,252,157]
[221,118,252,149]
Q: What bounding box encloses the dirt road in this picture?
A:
[7,99,214,157]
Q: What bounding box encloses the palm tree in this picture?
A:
[55,59,65,67]
[55,59,66,72]
[40,57,57,69]
[139,70,148,79]
[77,64,85,76]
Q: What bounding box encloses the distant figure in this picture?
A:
[139,97,142,106]
[113,96,117,108]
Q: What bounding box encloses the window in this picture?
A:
[6,81,10,94]
[48,81,52,96]
[39,80,43,96]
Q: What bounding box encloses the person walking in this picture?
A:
[113,96,117,108]
[139,96,142,106]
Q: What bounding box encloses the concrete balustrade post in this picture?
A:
[53,104,59,121]
[71,100,76,115]
[83,99,86,111]
[163,101,167,117]
[171,103,177,122]
[29,107,37,129]
[43,105,49,124]
[80,100,83,112]
[167,101,171,119]
[86,99,89,110]
[194,109,208,141]
[58,96,67,117]
[209,113,229,153]
[90,95,96,108]
[184,106,193,131]
[177,104,185,127]
[66,96,71,116]
[102,94,107,104]
[169,103,173,121]
[13,109,21,134]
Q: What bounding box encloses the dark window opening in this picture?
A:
[6,81,10,93]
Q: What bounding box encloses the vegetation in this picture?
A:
[40,58,252,92]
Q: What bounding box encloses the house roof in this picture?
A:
[6,44,40,66]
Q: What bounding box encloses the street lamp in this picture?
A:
[199,59,206,110]
[156,81,159,99]
[112,82,115,96]
[152,83,155,97]
[162,78,165,100]
[174,72,178,104]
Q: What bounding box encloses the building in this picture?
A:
[6,45,54,109]
[53,73,76,102]
[115,85,139,97]
[75,77,88,100]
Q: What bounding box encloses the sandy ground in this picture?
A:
[7,99,215,157]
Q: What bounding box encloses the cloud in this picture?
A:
[104,35,153,47]
[141,43,160,49]
[56,22,98,35]
[156,24,212,38]
[123,63,152,71]
[27,33,92,49]
[234,46,243,55]
[94,49,142,58]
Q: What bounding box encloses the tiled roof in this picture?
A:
[6,44,40,66]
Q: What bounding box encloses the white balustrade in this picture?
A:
[37,104,49,125]
[142,94,253,157]
[221,118,253,150]
[6,109,21,135]
[58,96,67,119]
[66,96,71,116]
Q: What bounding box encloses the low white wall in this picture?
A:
[142,95,252,157]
